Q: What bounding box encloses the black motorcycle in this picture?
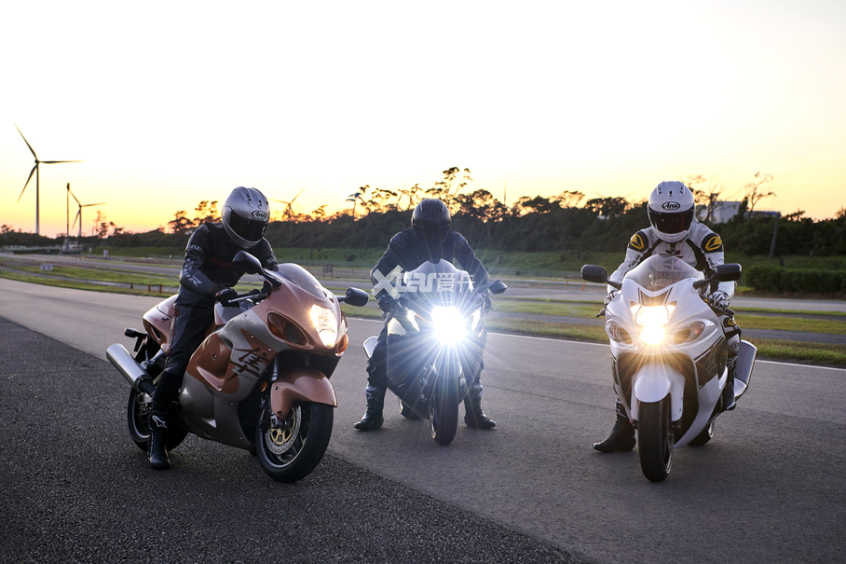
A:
[363,260,506,445]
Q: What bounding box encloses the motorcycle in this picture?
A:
[107,250,369,482]
[362,260,507,446]
[581,254,756,482]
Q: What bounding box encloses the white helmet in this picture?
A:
[647,181,695,243]
[221,187,270,249]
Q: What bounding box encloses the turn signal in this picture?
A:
[268,312,308,345]
[336,333,349,355]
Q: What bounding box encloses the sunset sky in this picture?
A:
[1,1,845,237]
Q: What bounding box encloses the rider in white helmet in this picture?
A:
[593,180,740,453]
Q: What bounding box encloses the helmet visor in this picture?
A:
[649,208,694,235]
[228,213,267,242]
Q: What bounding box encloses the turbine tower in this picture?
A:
[271,188,305,220]
[15,124,83,235]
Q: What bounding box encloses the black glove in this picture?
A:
[215,288,238,306]
[376,294,396,317]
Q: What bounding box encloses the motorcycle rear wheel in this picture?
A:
[256,401,333,483]
[398,397,421,420]
[126,388,188,452]
[689,419,715,447]
[429,384,459,446]
[638,398,674,482]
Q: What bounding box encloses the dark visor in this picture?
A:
[229,214,267,241]
[648,208,693,235]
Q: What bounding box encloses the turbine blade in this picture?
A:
[14,124,38,159]
[72,210,81,230]
[290,187,305,204]
[68,188,81,206]
[42,160,83,164]
[17,166,37,201]
[81,202,106,207]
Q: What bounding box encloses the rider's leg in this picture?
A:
[355,324,388,431]
[464,361,496,429]
[593,399,636,453]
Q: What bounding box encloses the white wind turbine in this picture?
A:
[271,188,306,220]
[68,187,106,239]
[15,124,83,235]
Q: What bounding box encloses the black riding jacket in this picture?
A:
[178,222,278,304]
[371,229,489,299]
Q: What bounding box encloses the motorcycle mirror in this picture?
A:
[339,287,370,307]
[714,263,742,282]
[580,265,608,284]
[233,251,262,274]
[489,280,508,295]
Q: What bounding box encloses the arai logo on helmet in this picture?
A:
[251,211,268,220]
[661,201,681,211]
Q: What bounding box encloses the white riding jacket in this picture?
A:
[608,220,735,299]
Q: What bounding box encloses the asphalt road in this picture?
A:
[1,278,845,564]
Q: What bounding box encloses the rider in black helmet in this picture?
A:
[147,187,278,470]
[354,198,496,431]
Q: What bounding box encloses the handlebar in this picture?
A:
[227,289,267,304]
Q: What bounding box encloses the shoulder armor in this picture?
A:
[627,230,649,252]
[700,231,724,253]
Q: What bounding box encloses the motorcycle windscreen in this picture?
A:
[624,254,703,292]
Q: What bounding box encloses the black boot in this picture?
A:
[464,381,496,429]
[593,403,635,453]
[354,386,386,431]
[724,357,737,411]
[147,411,171,470]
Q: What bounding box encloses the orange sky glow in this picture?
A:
[1,1,845,237]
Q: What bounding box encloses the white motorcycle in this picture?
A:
[582,255,756,482]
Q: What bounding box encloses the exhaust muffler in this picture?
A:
[106,344,156,396]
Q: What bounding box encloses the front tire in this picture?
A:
[126,388,188,452]
[430,384,459,446]
[638,398,674,482]
[256,402,333,483]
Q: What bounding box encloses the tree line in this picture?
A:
[3,168,845,260]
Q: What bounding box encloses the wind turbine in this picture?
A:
[15,124,83,235]
[68,187,106,239]
[271,188,305,220]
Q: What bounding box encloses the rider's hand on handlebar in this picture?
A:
[215,288,238,306]
[376,294,395,318]
[709,291,730,314]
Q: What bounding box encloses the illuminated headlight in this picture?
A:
[431,306,466,343]
[310,305,337,347]
[631,305,675,346]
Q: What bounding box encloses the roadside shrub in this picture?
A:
[746,266,846,295]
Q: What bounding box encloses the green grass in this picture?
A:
[13,264,179,287]
[0,271,172,298]
[752,339,846,366]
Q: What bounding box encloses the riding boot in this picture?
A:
[463,380,496,429]
[724,356,737,411]
[593,402,636,453]
[147,409,171,470]
[354,386,386,431]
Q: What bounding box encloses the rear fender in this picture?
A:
[270,368,337,420]
[631,364,685,423]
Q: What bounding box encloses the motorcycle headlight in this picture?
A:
[431,306,466,343]
[631,304,675,346]
[310,305,338,347]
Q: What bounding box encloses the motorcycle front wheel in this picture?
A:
[126,388,188,452]
[638,398,674,482]
[256,401,333,483]
[429,383,459,446]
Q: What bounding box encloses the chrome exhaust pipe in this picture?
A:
[107,344,155,395]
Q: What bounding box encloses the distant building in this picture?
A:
[699,201,780,223]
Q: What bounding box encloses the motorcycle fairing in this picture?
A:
[142,295,178,354]
[269,367,337,421]
[630,362,686,423]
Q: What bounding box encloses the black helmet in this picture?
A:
[222,186,270,249]
[412,199,451,262]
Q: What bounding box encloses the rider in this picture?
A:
[354,198,496,431]
[593,180,740,453]
[148,186,278,469]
